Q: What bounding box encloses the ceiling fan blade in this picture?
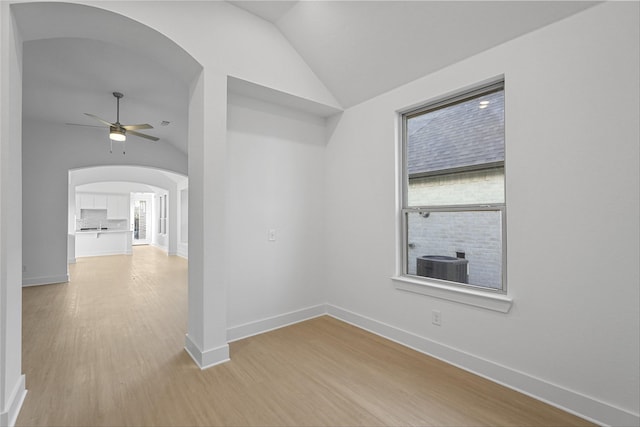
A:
[84,113,113,127]
[122,123,153,130]
[127,129,159,142]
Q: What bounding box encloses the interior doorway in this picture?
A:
[131,193,154,245]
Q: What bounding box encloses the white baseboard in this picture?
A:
[150,242,168,253]
[184,305,325,369]
[176,247,188,259]
[0,374,27,427]
[326,304,639,427]
[184,334,230,370]
[227,304,327,343]
[76,250,131,258]
[22,274,68,287]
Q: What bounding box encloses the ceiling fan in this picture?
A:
[73,91,159,143]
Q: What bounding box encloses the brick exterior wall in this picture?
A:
[407,168,504,288]
[408,168,504,206]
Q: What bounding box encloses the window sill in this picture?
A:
[392,276,513,313]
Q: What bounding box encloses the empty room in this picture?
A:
[0,1,638,426]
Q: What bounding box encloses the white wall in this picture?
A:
[226,93,327,337]
[7,2,638,426]
[0,3,26,425]
[324,3,639,426]
[22,121,187,286]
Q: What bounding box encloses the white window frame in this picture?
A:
[393,79,513,313]
[162,194,167,235]
[158,193,168,235]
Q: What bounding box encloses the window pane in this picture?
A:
[406,89,504,207]
[406,210,503,289]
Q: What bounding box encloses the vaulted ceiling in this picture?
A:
[232,1,598,108]
[17,1,598,155]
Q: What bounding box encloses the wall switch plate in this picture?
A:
[432,310,442,326]
[268,229,276,242]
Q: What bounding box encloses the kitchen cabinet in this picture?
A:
[78,193,107,210]
[94,194,107,209]
[77,193,129,220]
[76,193,94,218]
[107,195,129,220]
[75,194,81,218]
[75,230,132,257]
[78,193,93,210]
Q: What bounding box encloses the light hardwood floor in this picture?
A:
[18,246,593,426]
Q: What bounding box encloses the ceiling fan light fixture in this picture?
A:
[80,92,157,144]
[109,126,126,141]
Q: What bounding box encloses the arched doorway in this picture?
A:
[1,5,225,422]
[9,0,230,374]
[68,166,188,259]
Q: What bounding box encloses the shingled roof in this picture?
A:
[407,90,504,176]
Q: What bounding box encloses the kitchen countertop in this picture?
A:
[75,229,132,234]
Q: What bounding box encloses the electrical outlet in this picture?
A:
[432,310,442,326]
[268,229,276,242]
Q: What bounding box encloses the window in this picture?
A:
[401,80,506,293]
[158,194,168,235]
[163,194,167,235]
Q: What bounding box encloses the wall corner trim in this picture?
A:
[184,335,229,370]
[0,374,27,427]
[326,304,639,427]
[227,304,327,343]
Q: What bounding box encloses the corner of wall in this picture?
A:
[184,334,230,370]
[0,374,26,427]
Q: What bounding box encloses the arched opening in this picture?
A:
[68,166,188,262]
[6,1,233,388]
[5,3,215,410]
[16,6,197,280]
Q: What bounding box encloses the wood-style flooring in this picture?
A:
[18,246,593,426]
